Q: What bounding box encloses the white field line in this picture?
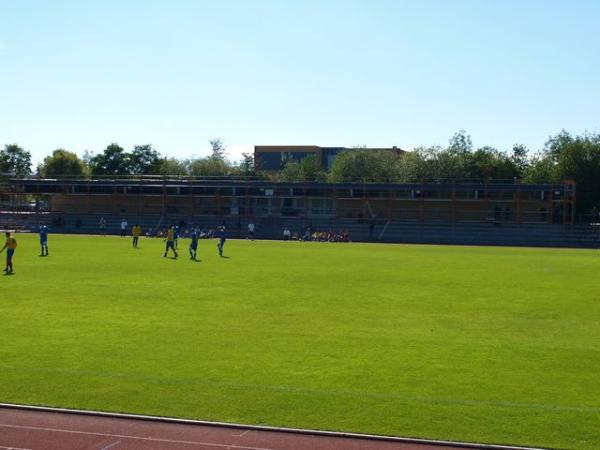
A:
[0,403,548,450]
[0,423,276,450]
[98,441,121,450]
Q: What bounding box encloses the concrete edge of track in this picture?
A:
[0,403,549,450]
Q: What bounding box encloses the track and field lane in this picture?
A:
[0,405,544,450]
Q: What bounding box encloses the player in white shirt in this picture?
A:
[120,219,128,237]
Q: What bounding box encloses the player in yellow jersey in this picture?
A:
[132,224,142,248]
[0,231,18,274]
[163,225,178,258]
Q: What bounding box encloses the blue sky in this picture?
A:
[1,0,599,165]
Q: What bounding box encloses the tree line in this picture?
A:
[0,139,256,179]
[2,131,599,214]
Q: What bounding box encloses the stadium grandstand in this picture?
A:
[1,174,596,248]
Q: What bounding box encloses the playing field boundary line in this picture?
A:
[0,403,548,450]
[3,365,595,413]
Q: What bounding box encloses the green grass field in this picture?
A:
[1,234,599,449]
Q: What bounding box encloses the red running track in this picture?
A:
[0,406,485,450]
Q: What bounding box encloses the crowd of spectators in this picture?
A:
[284,226,351,242]
[153,225,218,239]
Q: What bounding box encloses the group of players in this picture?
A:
[0,221,227,274]
[159,224,227,260]
[0,224,48,274]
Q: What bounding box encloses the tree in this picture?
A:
[82,150,94,166]
[89,143,131,176]
[522,152,556,184]
[447,130,473,154]
[546,131,600,214]
[158,158,189,176]
[236,152,255,176]
[511,144,529,172]
[520,131,600,214]
[278,155,325,182]
[0,144,32,176]
[396,147,435,182]
[38,149,86,178]
[277,161,303,181]
[209,138,227,161]
[468,147,520,180]
[188,156,231,177]
[328,149,400,183]
[130,144,162,175]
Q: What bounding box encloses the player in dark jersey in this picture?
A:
[189,229,199,260]
[216,226,226,257]
[39,223,49,256]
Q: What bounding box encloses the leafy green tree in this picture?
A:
[278,155,325,182]
[447,130,473,154]
[511,144,529,172]
[188,156,231,177]
[209,138,227,161]
[469,147,520,179]
[0,144,32,176]
[38,149,87,178]
[522,153,556,184]
[158,157,189,176]
[185,138,233,177]
[520,131,600,214]
[328,149,400,182]
[236,152,255,176]
[277,161,303,181]
[396,147,434,182]
[130,145,162,175]
[547,131,600,214]
[89,143,131,176]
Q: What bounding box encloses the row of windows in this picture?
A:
[23,184,571,201]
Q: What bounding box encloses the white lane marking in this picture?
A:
[99,440,120,450]
[0,446,32,450]
[0,424,274,450]
[233,430,250,437]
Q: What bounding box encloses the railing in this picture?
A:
[4,173,570,186]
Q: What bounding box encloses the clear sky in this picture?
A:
[1,0,599,165]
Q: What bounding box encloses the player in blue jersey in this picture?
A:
[189,229,199,260]
[39,223,49,256]
[216,226,226,257]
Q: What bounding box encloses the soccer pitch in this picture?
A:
[1,234,599,449]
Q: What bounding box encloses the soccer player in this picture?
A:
[247,222,255,240]
[189,228,199,260]
[0,232,18,274]
[39,223,49,256]
[217,226,226,257]
[132,224,141,248]
[99,217,107,236]
[120,219,128,237]
[163,225,178,258]
[173,225,179,249]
